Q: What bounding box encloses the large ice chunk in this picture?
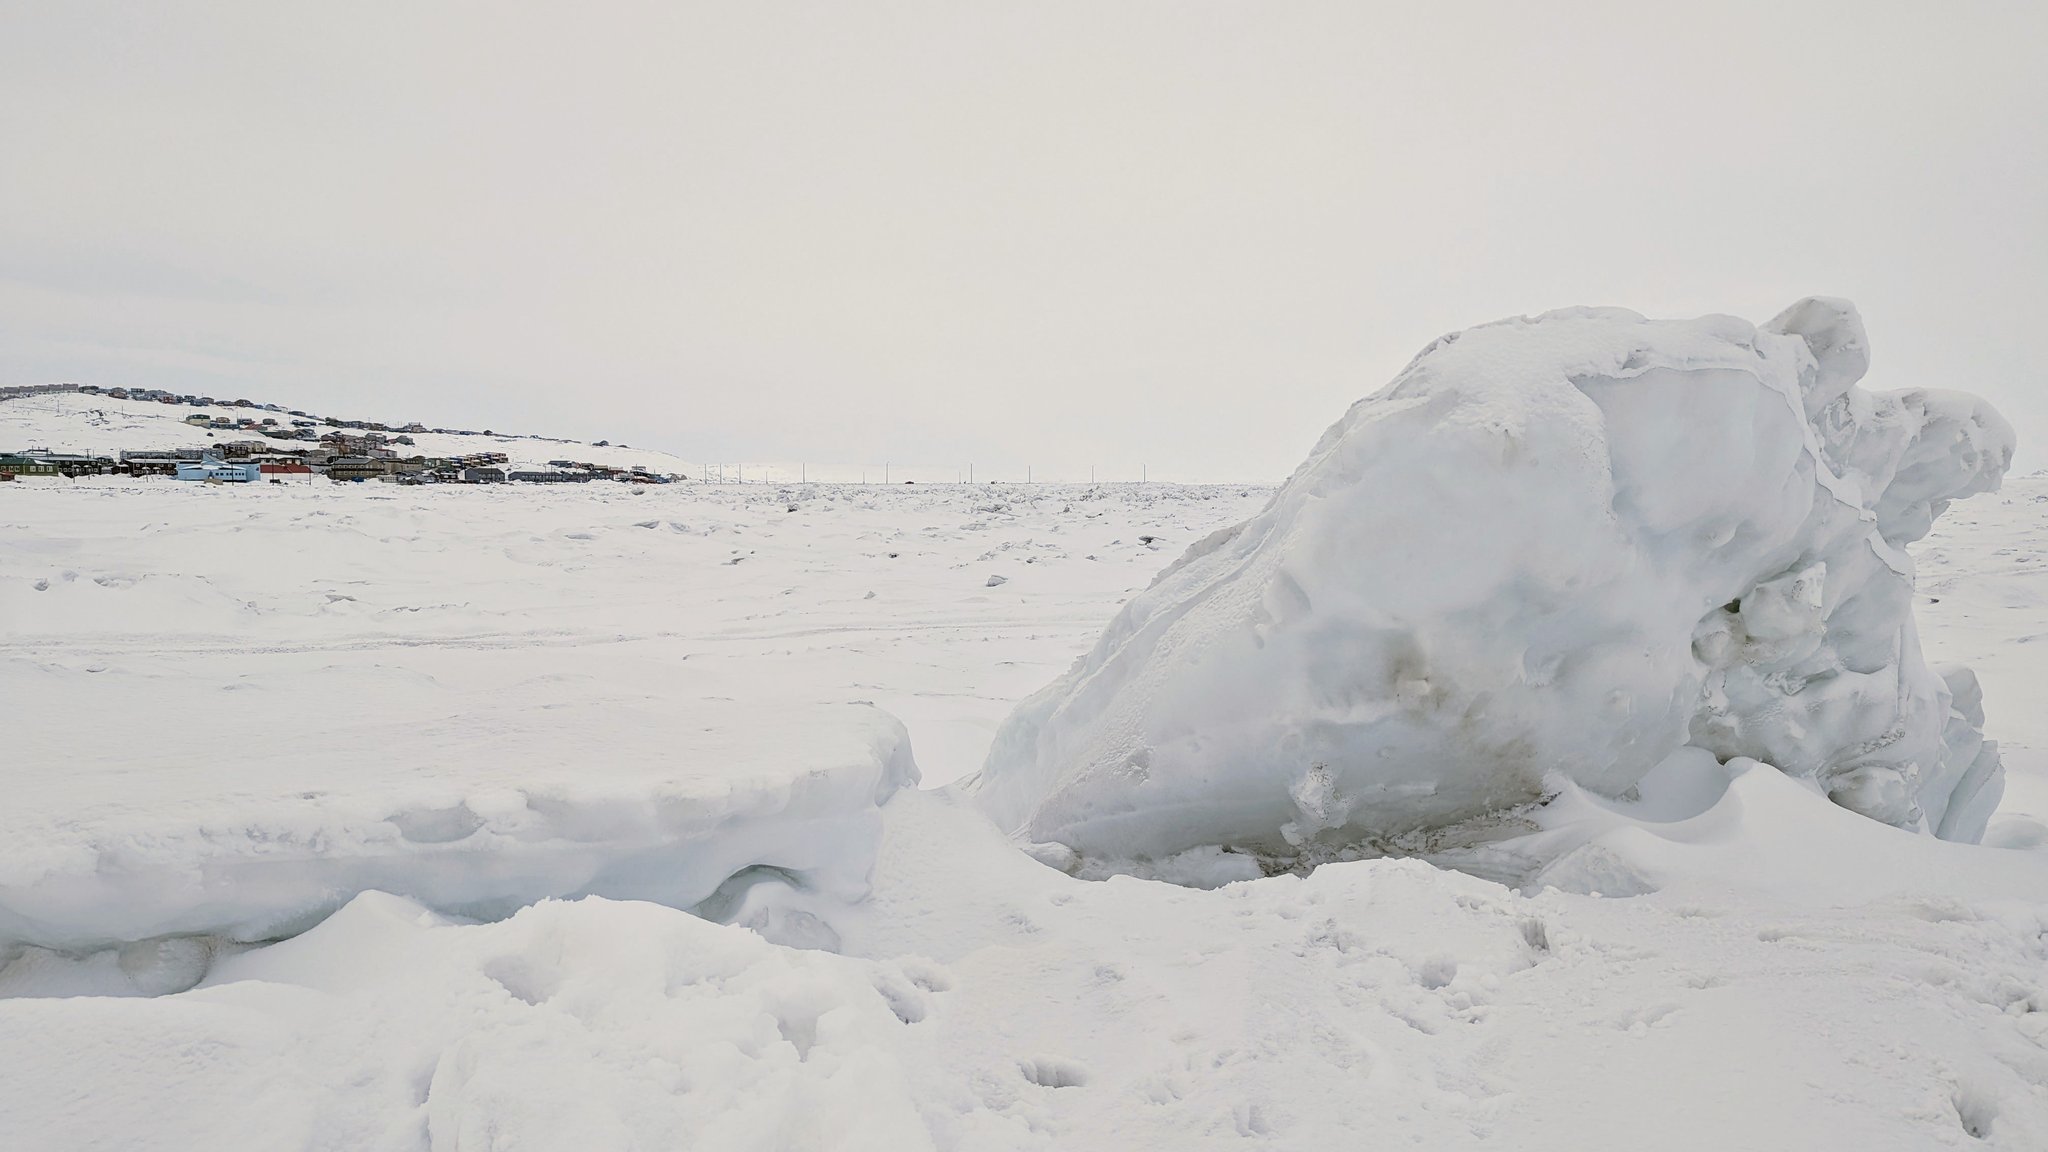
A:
[968,299,2013,866]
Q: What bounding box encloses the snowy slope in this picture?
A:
[2,475,2046,1149]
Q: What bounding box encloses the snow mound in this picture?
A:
[968,299,2014,869]
[0,892,940,1150]
[0,700,918,982]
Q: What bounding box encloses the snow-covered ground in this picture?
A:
[3,474,2046,1149]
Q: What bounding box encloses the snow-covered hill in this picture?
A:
[1,475,2045,1149]
[0,389,702,475]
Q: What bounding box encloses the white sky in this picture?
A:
[3,2,2043,481]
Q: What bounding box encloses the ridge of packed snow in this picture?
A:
[0,700,917,972]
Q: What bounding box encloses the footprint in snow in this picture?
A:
[1019,1057,1090,1088]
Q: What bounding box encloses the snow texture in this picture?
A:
[971,299,2016,867]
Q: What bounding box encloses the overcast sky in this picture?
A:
[2,2,2042,481]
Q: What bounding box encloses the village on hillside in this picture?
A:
[0,383,680,485]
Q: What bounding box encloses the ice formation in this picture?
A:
[0,701,918,972]
[969,299,2014,868]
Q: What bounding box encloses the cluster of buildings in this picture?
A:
[0,440,682,486]
[0,385,679,486]
[506,459,674,484]
[0,384,83,401]
[1,442,524,485]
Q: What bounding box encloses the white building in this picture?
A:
[174,458,261,483]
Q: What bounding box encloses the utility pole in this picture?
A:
[969,463,974,484]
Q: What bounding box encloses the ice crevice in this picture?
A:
[966,297,2016,880]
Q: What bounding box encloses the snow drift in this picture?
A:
[969,299,2014,869]
[0,699,918,984]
